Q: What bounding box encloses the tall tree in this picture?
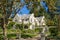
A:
[45,0,57,12]
[0,0,14,40]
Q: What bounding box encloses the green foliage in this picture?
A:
[45,0,57,12]
[47,20,55,26]
[15,24,23,30]
[21,33,36,38]
[7,34,16,38]
[8,18,12,21]
[21,29,36,38]
[0,34,3,40]
[0,28,2,32]
[49,28,58,37]
[22,29,34,33]
[0,0,59,39]
[53,15,58,25]
[0,14,2,18]
[7,22,15,29]
[35,28,42,33]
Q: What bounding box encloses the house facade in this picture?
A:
[13,13,46,29]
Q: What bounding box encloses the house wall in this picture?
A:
[13,14,46,29]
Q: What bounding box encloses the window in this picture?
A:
[15,19,17,22]
[24,25,28,29]
[25,18,29,21]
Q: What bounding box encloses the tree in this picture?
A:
[0,1,7,40]
[0,0,14,40]
[49,28,58,37]
[58,15,60,31]
[45,0,57,12]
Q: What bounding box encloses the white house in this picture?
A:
[13,13,46,29]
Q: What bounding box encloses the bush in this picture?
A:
[15,24,23,30]
[35,28,42,33]
[0,34,3,40]
[21,33,36,38]
[47,20,55,26]
[7,34,16,38]
[0,28,2,32]
[49,28,58,37]
[21,29,37,38]
[22,29,34,33]
[7,22,15,29]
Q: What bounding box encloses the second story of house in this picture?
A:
[13,13,46,26]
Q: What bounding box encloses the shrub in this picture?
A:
[15,24,23,30]
[35,28,42,33]
[22,29,34,33]
[7,22,15,29]
[21,29,37,38]
[0,34,3,40]
[7,34,16,38]
[49,28,58,37]
[21,33,36,38]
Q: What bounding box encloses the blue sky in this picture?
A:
[18,5,30,15]
[17,0,48,15]
[10,0,49,18]
[10,0,30,17]
[12,0,48,16]
[40,1,48,12]
[17,0,30,15]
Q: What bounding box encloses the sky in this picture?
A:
[10,0,30,18]
[11,0,49,17]
[18,5,30,15]
[40,1,48,12]
[17,0,30,15]
[17,0,48,15]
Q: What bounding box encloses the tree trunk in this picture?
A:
[1,0,13,40]
[3,17,7,40]
[2,4,7,40]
